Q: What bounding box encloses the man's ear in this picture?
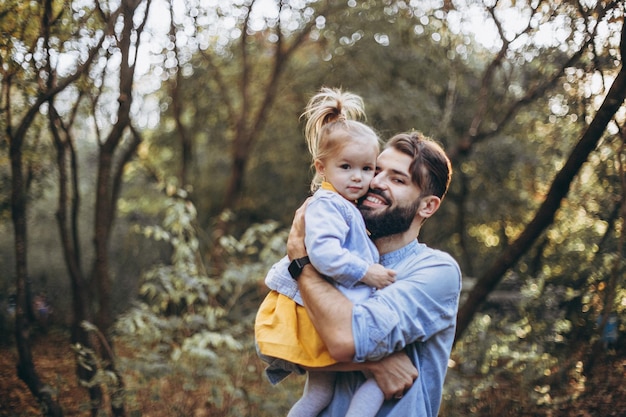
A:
[418,196,441,219]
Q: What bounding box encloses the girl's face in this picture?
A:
[315,134,378,201]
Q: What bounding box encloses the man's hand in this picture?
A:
[366,351,418,400]
[287,198,310,260]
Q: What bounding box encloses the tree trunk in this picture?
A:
[49,103,104,416]
[10,113,64,417]
[168,0,193,188]
[455,25,626,342]
[89,2,150,415]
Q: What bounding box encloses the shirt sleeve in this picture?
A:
[304,196,371,288]
[264,256,304,306]
[351,255,461,362]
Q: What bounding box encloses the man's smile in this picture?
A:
[362,190,389,208]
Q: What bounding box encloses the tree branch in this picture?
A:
[455,25,626,342]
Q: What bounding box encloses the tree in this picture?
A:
[3,0,153,414]
[2,0,103,413]
[153,1,366,214]
[452,0,626,342]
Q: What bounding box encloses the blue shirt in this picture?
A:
[266,239,461,417]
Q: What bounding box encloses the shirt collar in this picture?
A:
[320,181,337,192]
[379,239,421,265]
[320,181,360,207]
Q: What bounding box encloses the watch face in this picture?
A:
[288,259,301,279]
[288,257,309,279]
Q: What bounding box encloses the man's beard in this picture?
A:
[359,192,421,240]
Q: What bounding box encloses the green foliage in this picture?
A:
[73,321,126,409]
[114,189,288,413]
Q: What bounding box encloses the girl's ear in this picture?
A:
[314,159,325,176]
[418,196,441,219]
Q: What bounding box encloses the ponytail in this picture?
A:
[301,87,377,192]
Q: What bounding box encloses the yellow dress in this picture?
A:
[255,289,337,368]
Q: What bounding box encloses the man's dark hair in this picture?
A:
[385,131,452,200]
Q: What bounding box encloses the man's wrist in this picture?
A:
[288,256,310,280]
[362,360,377,374]
[299,263,316,279]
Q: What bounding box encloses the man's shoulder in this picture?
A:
[421,245,459,266]
[405,243,461,278]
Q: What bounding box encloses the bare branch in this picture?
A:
[449,1,615,160]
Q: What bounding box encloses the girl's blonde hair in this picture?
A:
[301,87,380,192]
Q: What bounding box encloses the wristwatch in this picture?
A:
[288,256,310,280]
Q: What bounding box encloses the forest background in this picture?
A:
[1,0,626,416]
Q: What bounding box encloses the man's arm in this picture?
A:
[298,266,355,362]
[303,351,418,400]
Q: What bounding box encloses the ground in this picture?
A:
[0,329,297,417]
[0,330,87,417]
[1,330,625,416]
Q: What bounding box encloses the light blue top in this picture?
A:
[266,239,462,417]
[305,188,379,287]
[266,187,379,304]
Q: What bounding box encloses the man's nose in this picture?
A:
[370,173,384,189]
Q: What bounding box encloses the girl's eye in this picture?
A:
[340,164,350,169]
[363,166,373,171]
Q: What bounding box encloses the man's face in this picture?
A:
[358,148,423,239]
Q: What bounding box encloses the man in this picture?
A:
[267,131,461,416]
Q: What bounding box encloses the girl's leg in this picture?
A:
[344,376,385,417]
[287,371,336,417]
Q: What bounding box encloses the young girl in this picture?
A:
[255,87,396,417]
